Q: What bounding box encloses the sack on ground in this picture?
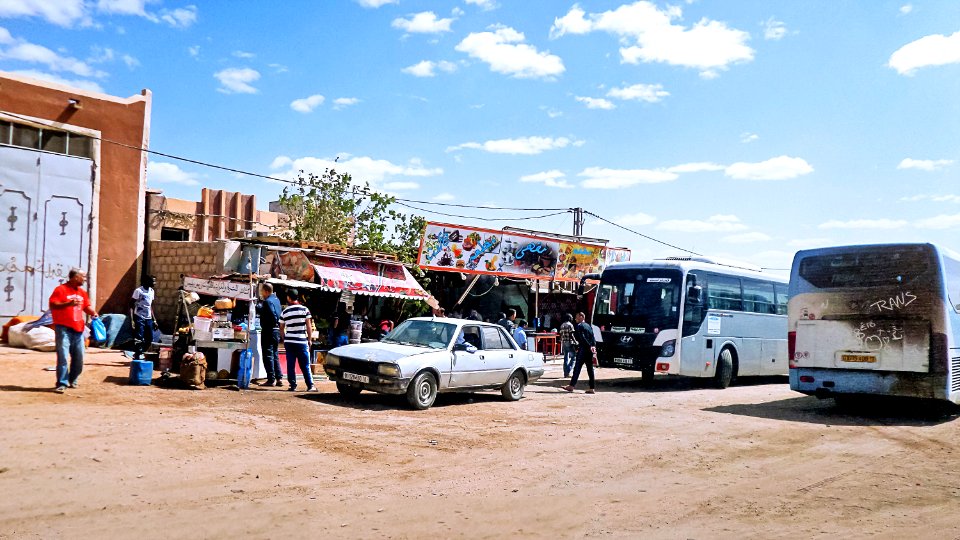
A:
[8,322,57,351]
[180,352,207,388]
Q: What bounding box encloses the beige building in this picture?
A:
[146,187,287,242]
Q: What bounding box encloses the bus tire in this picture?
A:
[641,365,655,387]
[713,348,734,389]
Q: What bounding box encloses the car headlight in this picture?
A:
[325,354,340,367]
[377,363,401,377]
[659,340,676,358]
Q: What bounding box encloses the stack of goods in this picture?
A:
[212,298,235,341]
[180,351,207,389]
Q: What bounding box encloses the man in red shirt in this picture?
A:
[49,268,99,393]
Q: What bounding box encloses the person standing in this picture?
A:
[497,309,517,334]
[559,313,577,378]
[279,288,316,392]
[48,268,99,393]
[257,282,284,387]
[513,319,528,350]
[130,275,156,360]
[563,312,597,394]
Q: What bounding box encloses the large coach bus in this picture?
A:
[588,257,789,388]
[788,243,960,403]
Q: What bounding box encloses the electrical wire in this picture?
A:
[395,201,570,222]
[584,210,703,256]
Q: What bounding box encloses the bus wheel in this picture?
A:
[641,365,656,387]
[713,348,734,389]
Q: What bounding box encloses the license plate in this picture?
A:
[841,354,877,363]
[342,372,370,383]
[614,357,633,365]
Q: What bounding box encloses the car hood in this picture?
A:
[329,342,440,363]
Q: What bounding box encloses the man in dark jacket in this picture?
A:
[562,312,597,394]
[257,282,283,387]
[497,309,517,334]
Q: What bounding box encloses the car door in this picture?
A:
[480,326,518,385]
[450,325,484,388]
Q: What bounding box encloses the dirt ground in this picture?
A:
[2,346,959,539]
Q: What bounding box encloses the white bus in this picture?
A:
[589,257,789,388]
[788,243,960,403]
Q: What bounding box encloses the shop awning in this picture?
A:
[312,257,430,301]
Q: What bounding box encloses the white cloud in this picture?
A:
[897,158,954,171]
[575,96,615,110]
[519,169,573,188]
[541,106,563,118]
[613,212,656,226]
[333,97,360,110]
[96,0,152,17]
[214,67,260,94]
[147,161,200,186]
[159,5,196,28]
[900,194,960,203]
[899,4,913,15]
[402,59,457,77]
[0,38,104,78]
[290,94,325,113]
[269,153,442,189]
[268,63,288,73]
[889,30,960,75]
[392,11,454,34]
[724,155,813,180]
[763,18,787,40]
[382,181,420,191]
[818,219,908,230]
[433,192,456,202]
[456,25,564,79]
[355,0,396,7]
[188,45,200,58]
[606,82,669,103]
[664,162,725,174]
[740,132,759,143]
[121,54,138,68]
[0,0,86,26]
[579,167,677,189]
[658,214,748,233]
[722,232,771,244]
[232,50,255,59]
[550,2,753,77]
[915,213,960,229]
[465,0,496,11]
[448,136,577,155]
[8,69,103,92]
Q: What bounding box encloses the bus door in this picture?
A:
[679,272,710,376]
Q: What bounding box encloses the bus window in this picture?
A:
[707,275,742,311]
[798,246,934,289]
[743,281,776,314]
[682,273,706,337]
[774,283,789,315]
[946,256,960,313]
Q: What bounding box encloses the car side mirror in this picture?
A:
[687,285,703,305]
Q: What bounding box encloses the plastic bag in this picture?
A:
[90,317,107,343]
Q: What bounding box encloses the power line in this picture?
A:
[584,210,703,256]
[396,201,570,222]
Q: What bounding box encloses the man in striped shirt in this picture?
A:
[279,288,316,392]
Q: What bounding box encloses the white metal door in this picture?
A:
[0,145,94,323]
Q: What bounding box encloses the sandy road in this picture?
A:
[1,346,959,539]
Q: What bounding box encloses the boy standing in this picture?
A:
[131,275,156,359]
[279,289,316,392]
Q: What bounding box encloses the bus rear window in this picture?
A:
[798,247,935,289]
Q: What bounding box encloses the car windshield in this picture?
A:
[382,320,457,349]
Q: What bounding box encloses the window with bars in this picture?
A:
[0,120,95,159]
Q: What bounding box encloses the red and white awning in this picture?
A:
[312,257,430,301]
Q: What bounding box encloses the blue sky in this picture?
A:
[2,0,959,271]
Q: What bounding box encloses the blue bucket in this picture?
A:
[129,359,153,386]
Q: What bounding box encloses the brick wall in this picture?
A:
[147,240,241,331]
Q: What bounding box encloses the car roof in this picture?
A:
[406,317,501,328]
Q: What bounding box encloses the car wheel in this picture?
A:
[336,382,362,399]
[406,371,438,410]
[713,348,734,389]
[501,370,526,401]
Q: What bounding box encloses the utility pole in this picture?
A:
[572,207,584,237]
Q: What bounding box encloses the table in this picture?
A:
[532,333,560,356]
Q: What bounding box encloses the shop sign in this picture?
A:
[183,276,254,300]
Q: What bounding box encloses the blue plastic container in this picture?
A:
[129,359,153,385]
[237,350,252,389]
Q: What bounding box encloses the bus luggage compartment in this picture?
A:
[794,319,930,373]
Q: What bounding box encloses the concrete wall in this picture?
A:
[0,71,151,314]
[147,240,241,330]
[146,188,287,243]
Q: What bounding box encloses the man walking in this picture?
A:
[279,288,316,392]
[130,275,156,359]
[562,312,597,394]
[49,268,99,393]
[559,313,577,378]
[257,282,284,387]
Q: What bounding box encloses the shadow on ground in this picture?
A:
[534,373,789,394]
[296,389,510,411]
[0,384,59,394]
[704,395,960,427]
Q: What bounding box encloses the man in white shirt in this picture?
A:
[130,275,156,359]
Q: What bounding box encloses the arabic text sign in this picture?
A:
[183,276,254,300]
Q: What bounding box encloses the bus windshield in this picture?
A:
[798,245,937,290]
[594,269,682,331]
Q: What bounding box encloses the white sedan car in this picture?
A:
[324,317,546,409]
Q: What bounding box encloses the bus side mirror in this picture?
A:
[687,285,703,305]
